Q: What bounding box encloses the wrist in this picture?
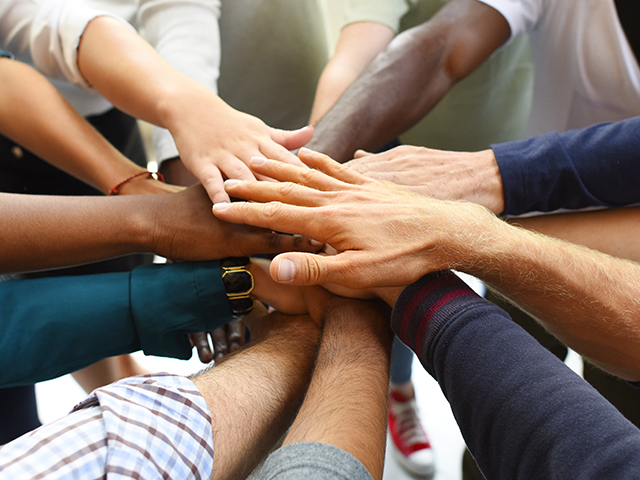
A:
[478,149,505,214]
[159,81,226,135]
[109,170,166,196]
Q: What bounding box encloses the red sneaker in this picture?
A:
[388,391,435,477]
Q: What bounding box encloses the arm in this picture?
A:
[309,22,394,125]
[348,115,640,215]
[76,15,312,203]
[213,149,640,380]
[262,291,392,480]
[137,0,222,164]
[0,57,170,195]
[0,185,317,274]
[191,310,321,480]
[507,207,640,263]
[306,0,509,161]
[0,261,232,387]
[389,272,640,479]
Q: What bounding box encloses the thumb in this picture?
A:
[270,252,332,286]
[271,125,315,151]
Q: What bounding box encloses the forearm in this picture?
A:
[307,0,508,161]
[309,22,394,126]
[192,313,321,480]
[0,59,145,194]
[508,207,640,263]
[138,0,222,163]
[391,272,640,479]
[307,24,454,162]
[0,193,155,273]
[77,16,225,131]
[283,299,392,480]
[450,216,640,380]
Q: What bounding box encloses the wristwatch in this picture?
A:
[221,257,255,317]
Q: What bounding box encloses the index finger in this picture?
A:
[213,201,327,243]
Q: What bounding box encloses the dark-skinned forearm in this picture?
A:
[307,0,509,162]
[0,193,155,273]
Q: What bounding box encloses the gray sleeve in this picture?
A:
[260,442,373,480]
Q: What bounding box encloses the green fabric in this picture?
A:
[343,0,417,33]
[0,261,232,387]
[342,0,534,150]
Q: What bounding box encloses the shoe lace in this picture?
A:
[391,400,428,446]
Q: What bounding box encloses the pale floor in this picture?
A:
[34,273,583,480]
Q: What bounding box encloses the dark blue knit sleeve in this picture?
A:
[391,271,640,479]
[492,116,640,215]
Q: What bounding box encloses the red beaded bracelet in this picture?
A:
[109,171,165,195]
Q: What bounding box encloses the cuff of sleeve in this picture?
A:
[31,1,136,88]
[492,131,600,215]
[390,271,481,374]
[130,261,233,359]
[261,442,373,480]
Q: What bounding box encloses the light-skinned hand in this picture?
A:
[212,148,497,289]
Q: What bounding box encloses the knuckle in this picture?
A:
[300,167,320,184]
[277,181,296,197]
[265,232,283,249]
[263,201,284,220]
[303,256,324,284]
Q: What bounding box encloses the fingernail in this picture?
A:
[224,179,242,188]
[251,156,267,166]
[277,258,295,282]
[212,202,230,212]
[299,147,311,155]
[309,238,323,247]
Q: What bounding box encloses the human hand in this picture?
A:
[147,184,321,261]
[212,148,497,289]
[166,91,313,203]
[302,286,393,345]
[348,145,505,214]
[250,257,307,315]
[190,318,246,363]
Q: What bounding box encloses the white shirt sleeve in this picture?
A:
[0,0,135,88]
[474,0,542,40]
[138,0,222,163]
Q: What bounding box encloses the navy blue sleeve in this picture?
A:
[492,116,640,215]
[391,271,640,479]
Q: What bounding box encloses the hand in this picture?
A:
[302,286,393,344]
[348,145,505,214]
[212,148,497,289]
[147,184,321,261]
[190,318,246,363]
[250,257,307,315]
[166,91,313,203]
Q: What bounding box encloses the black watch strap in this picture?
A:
[221,257,255,316]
